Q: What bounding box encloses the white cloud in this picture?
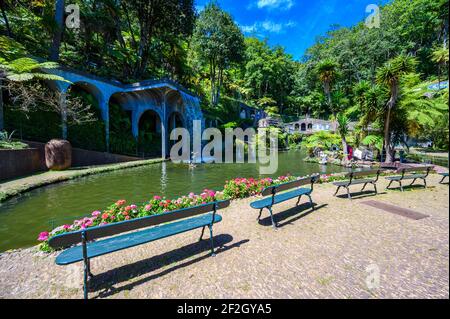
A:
[240,20,297,34]
[256,0,295,10]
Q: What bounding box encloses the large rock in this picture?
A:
[45,139,72,170]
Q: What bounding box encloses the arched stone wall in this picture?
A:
[42,68,204,158]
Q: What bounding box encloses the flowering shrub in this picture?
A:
[37,189,224,252]
[222,175,297,199]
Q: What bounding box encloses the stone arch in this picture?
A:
[168,111,185,130]
[294,123,300,131]
[301,123,306,131]
[307,123,313,130]
[137,109,163,157]
[67,81,105,105]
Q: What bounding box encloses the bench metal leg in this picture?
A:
[423,178,427,188]
[440,176,446,184]
[386,180,394,190]
[83,260,89,300]
[199,226,206,241]
[410,178,417,187]
[399,181,404,192]
[296,195,302,206]
[361,183,368,192]
[81,232,89,300]
[333,186,341,197]
[257,209,263,221]
[373,183,378,195]
[208,225,216,257]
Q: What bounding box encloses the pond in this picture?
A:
[0,150,352,252]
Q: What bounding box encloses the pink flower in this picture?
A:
[144,204,152,211]
[102,213,109,220]
[92,211,101,217]
[130,204,137,210]
[38,232,49,242]
[154,195,162,200]
[116,200,126,207]
[63,224,71,230]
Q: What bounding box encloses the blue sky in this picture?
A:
[195,0,389,60]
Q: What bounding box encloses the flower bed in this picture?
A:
[38,172,384,252]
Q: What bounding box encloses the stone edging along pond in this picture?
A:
[0,158,167,203]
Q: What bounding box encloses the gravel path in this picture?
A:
[0,175,448,299]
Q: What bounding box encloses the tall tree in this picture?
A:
[315,59,339,130]
[50,0,65,61]
[376,55,417,162]
[130,0,195,77]
[192,2,244,106]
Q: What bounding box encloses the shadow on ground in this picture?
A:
[336,190,387,200]
[259,202,328,228]
[386,185,434,192]
[90,234,247,298]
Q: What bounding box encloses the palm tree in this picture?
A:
[316,59,339,131]
[336,113,350,165]
[376,55,417,163]
[431,47,449,89]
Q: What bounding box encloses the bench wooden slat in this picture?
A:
[346,169,381,178]
[49,199,230,249]
[386,173,428,181]
[399,166,433,173]
[261,175,319,196]
[250,188,312,210]
[333,179,375,186]
[55,213,222,265]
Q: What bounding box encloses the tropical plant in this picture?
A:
[336,113,350,164]
[431,47,449,88]
[362,134,384,153]
[315,59,339,130]
[376,55,417,162]
[301,131,341,157]
[0,130,28,149]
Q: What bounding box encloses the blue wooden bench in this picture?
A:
[250,175,320,229]
[385,166,433,192]
[333,169,382,200]
[48,200,230,299]
[439,172,449,184]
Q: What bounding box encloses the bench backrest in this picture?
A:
[347,169,382,183]
[399,166,433,176]
[48,199,230,249]
[261,175,320,197]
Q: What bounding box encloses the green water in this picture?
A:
[0,151,350,251]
